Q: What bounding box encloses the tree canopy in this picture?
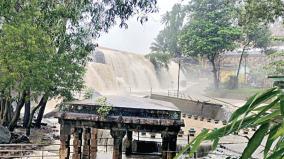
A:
[150,3,186,57]
[178,0,241,89]
[0,0,158,132]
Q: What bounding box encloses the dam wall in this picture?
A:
[150,94,230,121]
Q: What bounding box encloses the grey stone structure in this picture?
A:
[55,96,183,159]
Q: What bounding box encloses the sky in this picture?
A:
[97,0,181,54]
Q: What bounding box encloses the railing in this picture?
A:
[167,90,192,100]
[0,139,115,158]
[0,143,61,158]
[0,141,245,158]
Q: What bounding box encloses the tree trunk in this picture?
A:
[26,95,47,136]
[35,96,48,128]
[2,98,11,126]
[8,91,27,131]
[0,98,6,126]
[7,99,13,125]
[210,59,219,89]
[236,42,250,89]
[0,97,4,124]
[23,94,31,128]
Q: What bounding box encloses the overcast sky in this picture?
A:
[97,0,182,54]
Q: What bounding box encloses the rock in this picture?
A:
[16,135,30,143]
[10,133,30,143]
[92,51,106,64]
[10,133,20,143]
[0,126,11,144]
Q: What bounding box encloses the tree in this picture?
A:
[241,0,284,23]
[179,0,241,89]
[233,2,271,88]
[150,30,168,54]
[0,0,158,133]
[150,3,186,57]
[145,52,171,70]
[0,7,56,130]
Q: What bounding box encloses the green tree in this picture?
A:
[0,6,55,130]
[0,0,158,133]
[233,3,271,88]
[242,0,284,23]
[179,0,241,89]
[150,3,186,57]
[145,53,171,70]
[150,30,168,54]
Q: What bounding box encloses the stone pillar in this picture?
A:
[110,129,126,159]
[161,133,169,159]
[161,132,178,159]
[82,128,91,159]
[125,131,133,156]
[90,128,98,159]
[167,134,177,159]
[73,127,83,159]
[59,123,71,159]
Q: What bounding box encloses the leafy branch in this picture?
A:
[175,87,284,159]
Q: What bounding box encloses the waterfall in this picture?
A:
[84,47,187,93]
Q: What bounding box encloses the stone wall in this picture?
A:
[150,94,230,121]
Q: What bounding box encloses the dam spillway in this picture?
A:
[84,47,188,93]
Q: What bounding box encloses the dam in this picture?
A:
[84,47,190,93]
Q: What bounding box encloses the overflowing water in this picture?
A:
[84,47,188,94]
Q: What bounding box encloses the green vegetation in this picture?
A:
[266,51,284,76]
[150,4,186,57]
[0,0,158,135]
[173,0,284,158]
[241,0,284,23]
[149,0,283,90]
[231,0,272,89]
[96,97,112,118]
[146,4,186,68]
[175,87,284,159]
[145,53,171,70]
[179,0,241,89]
